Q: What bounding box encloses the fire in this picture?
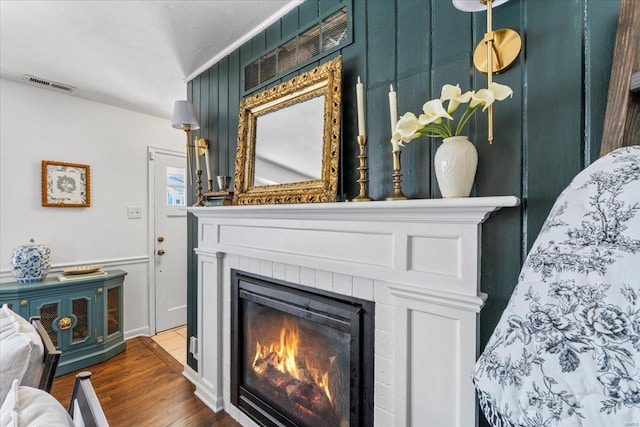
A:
[304,357,334,402]
[252,324,334,404]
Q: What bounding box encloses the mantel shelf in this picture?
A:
[189,195,520,224]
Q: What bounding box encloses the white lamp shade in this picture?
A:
[452,0,509,12]
[171,100,200,130]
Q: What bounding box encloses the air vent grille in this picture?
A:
[23,74,75,93]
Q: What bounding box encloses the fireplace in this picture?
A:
[230,270,374,427]
[189,198,518,426]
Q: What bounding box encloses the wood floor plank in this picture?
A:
[50,337,241,427]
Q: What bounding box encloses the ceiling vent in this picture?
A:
[23,74,75,93]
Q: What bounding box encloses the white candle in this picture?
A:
[389,84,398,135]
[204,146,212,182]
[389,84,399,151]
[194,138,200,170]
[356,76,366,136]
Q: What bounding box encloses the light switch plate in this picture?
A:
[127,206,142,219]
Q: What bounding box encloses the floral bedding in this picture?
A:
[474,146,640,426]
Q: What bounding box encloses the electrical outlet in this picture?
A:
[189,336,198,359]
[126,206,142,219]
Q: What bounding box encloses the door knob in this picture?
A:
[157,249,166,256]
[157,236,164,242]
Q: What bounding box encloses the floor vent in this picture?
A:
[23,74,75,93]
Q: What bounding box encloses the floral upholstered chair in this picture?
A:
[474,146,640,426]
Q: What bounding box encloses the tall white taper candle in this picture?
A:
[204,146,211,182]
[194,138,200,170]
[389,84,399,151]
[389,84,398,132]
[356,76,366,136]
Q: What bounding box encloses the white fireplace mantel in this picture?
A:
[187,196,519,427]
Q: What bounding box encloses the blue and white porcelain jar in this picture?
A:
[11,239,51,284]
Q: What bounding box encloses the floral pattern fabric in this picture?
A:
[474,146,640,426]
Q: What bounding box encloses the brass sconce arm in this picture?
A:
[454,0,521,143]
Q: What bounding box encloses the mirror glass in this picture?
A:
[254,96,324,185]
[233,56,342,205]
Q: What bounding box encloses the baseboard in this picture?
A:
[182,362,226,414]
[183,360,253,425]
[124,326,150,340]
[182,365,199,385]
[193,380,224,413]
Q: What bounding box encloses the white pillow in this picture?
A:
[0,305,15,336]
[0,380,74,426]
[0,304,45,404]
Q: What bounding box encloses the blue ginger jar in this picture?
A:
[11,239,51,284]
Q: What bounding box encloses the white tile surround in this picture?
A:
[187,197,519,427]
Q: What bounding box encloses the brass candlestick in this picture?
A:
[193,170,204,207]
[385,150,407,200]
[207,180,213,192]
[352,134,373,202]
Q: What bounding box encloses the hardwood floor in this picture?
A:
[50,337,241,427]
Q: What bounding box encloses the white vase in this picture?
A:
[434,136,478,198]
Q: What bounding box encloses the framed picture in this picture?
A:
[41,160,91,207]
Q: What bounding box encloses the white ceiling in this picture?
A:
[0,0,300,119]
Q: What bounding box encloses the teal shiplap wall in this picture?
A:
[185,0,620,422]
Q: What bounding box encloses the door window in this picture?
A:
[166,166,186,216]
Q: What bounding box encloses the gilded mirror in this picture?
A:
[233,56,342,205]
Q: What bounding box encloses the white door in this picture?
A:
[151,149,187,333]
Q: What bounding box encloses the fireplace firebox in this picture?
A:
[231,270,374,427]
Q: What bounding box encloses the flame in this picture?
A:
[305,357,334,402]
[252,324,334,403]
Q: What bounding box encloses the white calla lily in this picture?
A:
[395,112,423,143]
[470,89,496,111]
[389,82,513,146]
[440,84,473,114]
[488,82,513,101]
[392,130,406,147]
[419,100,452,125]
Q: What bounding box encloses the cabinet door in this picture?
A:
[105,285,122,339]
[67,293,94,349]
[30,298,62,348]
[31,290,97,351]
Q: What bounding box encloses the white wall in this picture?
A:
[0,78,183,338]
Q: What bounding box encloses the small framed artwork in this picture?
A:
[41,160,91,207]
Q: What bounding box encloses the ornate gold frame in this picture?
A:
[233,56,342,205]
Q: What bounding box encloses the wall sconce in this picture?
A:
[453,0,521,143]
[171,100,200,189]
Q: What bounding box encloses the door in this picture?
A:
[152,150,187,332]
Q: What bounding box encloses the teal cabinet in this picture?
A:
[0,270,126,376]
[0,295,30,318]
